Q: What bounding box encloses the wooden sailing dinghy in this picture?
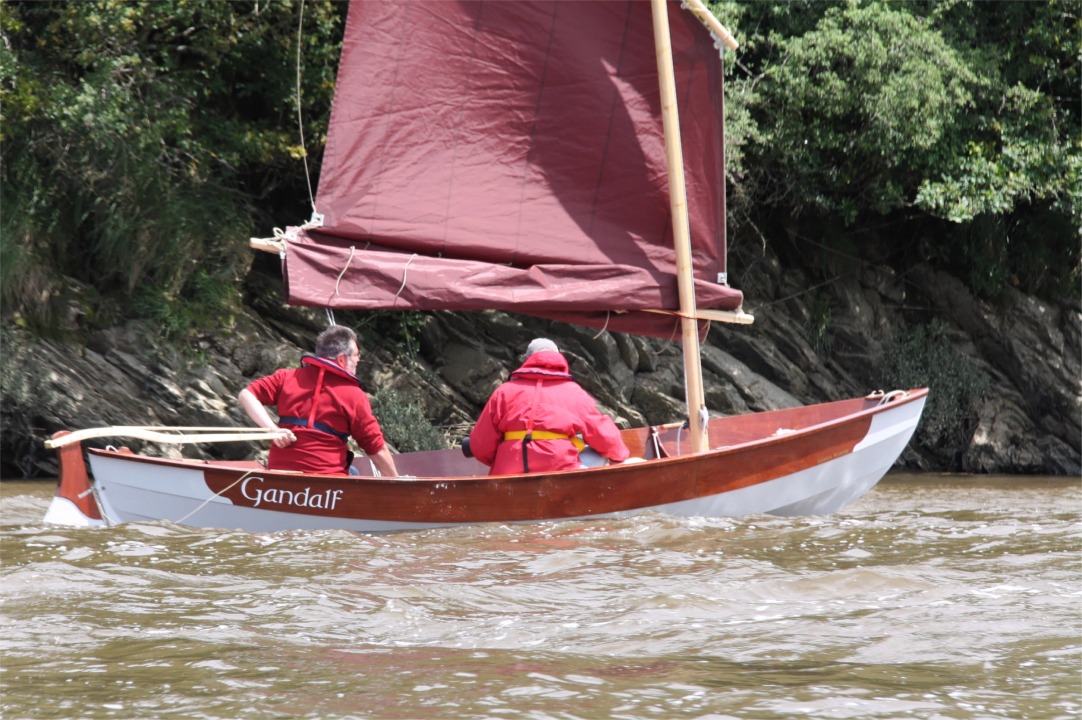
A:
[45,391,926,532]
[44,0,927,533]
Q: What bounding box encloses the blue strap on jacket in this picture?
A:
[277,416,349,442]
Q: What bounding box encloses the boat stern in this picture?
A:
[43,431,106,527]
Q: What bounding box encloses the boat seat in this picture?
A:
[361,448,488,478]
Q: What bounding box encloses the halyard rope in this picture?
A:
[296,0,316,212]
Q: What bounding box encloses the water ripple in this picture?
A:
[2,476,1079,719]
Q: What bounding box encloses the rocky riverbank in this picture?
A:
[2,253,1078,478]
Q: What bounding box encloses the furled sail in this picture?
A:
[283,0,743,338]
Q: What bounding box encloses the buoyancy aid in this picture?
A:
[276,355,361,443]
[506,369,577,472]
[468,349,630,475]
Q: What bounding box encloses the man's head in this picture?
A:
[523,338,558,359]
[317,325,360,374]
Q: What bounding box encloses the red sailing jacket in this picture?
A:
[245,356,387,474]
[468,350,630,475]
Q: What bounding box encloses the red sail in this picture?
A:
[284,0,742,338]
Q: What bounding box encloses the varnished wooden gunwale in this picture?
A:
[84,391,925,524]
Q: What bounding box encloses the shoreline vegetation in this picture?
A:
[1,2,1078,478]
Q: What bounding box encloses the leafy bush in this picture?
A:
[0,0,344,330]
[369,388,447,453]
[879,319,988,468]
[745,3,977,222]
[716,0,1078,302]
[130,267,241,346]
[357,311,428,357]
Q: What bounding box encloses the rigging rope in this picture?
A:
[85,466,117,526]
[173,469,259,526]
[296,0,316,212]
[591,312,611,339]
[333,246,356,297]
[394,255,419,301]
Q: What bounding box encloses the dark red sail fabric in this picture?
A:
[284,0,743,338]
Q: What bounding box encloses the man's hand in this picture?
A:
[272,428,297,448]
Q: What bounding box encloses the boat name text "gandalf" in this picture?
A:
[240,477,343,511]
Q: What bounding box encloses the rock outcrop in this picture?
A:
[2,255,1078,478]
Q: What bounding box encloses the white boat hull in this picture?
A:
[45,390,927,533]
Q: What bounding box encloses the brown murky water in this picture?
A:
[2,474,1079,719]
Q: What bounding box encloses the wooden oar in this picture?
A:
[44,426,289,449]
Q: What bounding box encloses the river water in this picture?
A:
[1,475,1078,720]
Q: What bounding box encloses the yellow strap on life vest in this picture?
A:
[503,430,586,451]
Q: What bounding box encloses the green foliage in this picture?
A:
[0,0,1076,344]
[0,0,344,334]
[713,0,1079,302]
[921,208,1079,300]
[808,293,833,359]
[879,319,988,468]
[130,267,242,344]
[357,311,429,357]
[765,3,976,221]
[369,388,447,454]
[918,0,1079,217]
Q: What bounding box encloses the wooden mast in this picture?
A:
[651,0,709,453]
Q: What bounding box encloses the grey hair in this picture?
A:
[315,325,358,359]
[522,338,559,360]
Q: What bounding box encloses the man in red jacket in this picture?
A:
[238,326,398,476]
[468,338,630,475]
